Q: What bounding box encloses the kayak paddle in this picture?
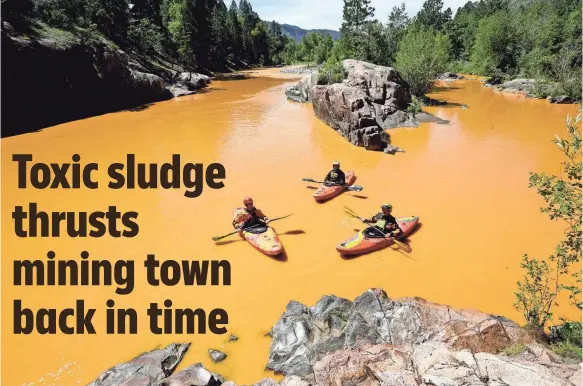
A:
[302,178,363,192]
[343,206,408,250]
[212,214,294,242]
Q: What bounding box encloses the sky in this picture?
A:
[247,0,470,30]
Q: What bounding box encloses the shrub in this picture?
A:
[502,343,527,356]
[395,23,451,96]
[318,59,347,85]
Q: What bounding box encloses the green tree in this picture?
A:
[385,3,410,65]
[416,0,451,31]
[210,0,229,68]
[470,12,518,76]
[514,113,582,329]
[340,0,375,59]
[226,0,243,59]
[395,24,451,95]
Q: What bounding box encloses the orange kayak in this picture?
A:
[336,216,419,256]
[241,226,283,257]
[313,171,356,202]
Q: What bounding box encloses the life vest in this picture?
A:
[374,213,387,229]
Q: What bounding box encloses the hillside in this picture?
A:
[269,22,340,41]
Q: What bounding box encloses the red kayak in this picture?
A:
[336,216,419,256]
[241,226,283,257]
[313,171,356,202]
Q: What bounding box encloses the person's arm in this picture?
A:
[338,170,346,185]
[363,215,376,223]
[256,209,268,222]
[323,171,332,183]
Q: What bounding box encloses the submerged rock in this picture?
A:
[209,349,227,363]
[88,343,190,386]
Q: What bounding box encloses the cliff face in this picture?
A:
[1,22,210,137]
[88,289,582,386]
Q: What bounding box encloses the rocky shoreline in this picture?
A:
[88,289,581,386]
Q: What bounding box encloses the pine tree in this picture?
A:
[386,3,410,65]
[211,0,229,68]
[416,0,451,31]
[340,0,375,59]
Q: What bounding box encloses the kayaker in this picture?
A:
[232,197,269,230]
[323,161,346,186]
[363,204,402,237]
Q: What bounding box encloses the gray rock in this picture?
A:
[154,363,224,386]
[175,72,210,90]
[88,343,190,386]
[229,334,239,341]
[167,85,197,98]
[251,378,279,386]
[266,289,528,377]
[384,144,405,154]
[209,349,227,363]
[279,375,312,386]
[285,73,319,103]
[547,95,575,104]
[440,72,465,80]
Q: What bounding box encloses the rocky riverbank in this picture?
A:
[483,77,578,104]
[88,289,581,386]
[284,60,445,153]
[2,20,211,137]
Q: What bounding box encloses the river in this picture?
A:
[1,68,579,385]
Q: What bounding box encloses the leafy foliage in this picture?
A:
[514,113,582,329]
[395,24,451,96]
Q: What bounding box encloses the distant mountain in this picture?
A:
[267,22,340,42]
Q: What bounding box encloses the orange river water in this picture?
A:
[1,68,580,385]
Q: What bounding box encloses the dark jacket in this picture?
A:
[324,169,346,185]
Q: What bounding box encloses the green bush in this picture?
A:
[318,59,347,85]
[406,95,425,116]
[395,23,451,96]
[551,341,583,360]
[470,12,519,76]
[128,18,163,54]
[502,343,527,356]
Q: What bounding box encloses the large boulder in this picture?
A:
[88,343,190,386]
[309,60,418,151]
[266,289,529,378]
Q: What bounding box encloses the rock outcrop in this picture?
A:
[312,342,581,386]
[286,60,444,152]
[88,343,190,386]
[266,288,528,378]
[88,289,582,386]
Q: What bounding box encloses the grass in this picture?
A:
[551,341,583,360]
[502,343,528,356]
